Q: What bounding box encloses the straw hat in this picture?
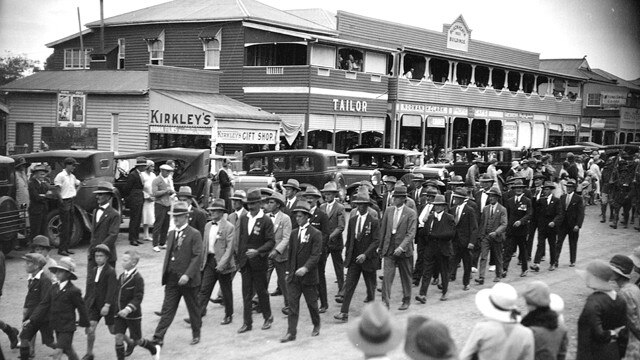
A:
[351,192,371,205]
[475,283,520,323]
[347,302,404,357]
[283,179,301,191]
[320,181,340,193]
[431,195,447,206]
[392,185,408,197]
[159,164,174,171]
[404,316,457,360]
[167,201,193,216]
[93,181,115,194]
[447,175,464,185]
[478,174,494,183]
[134,157,147,167]
[266,192,286,207]
[207,199,227,213]
[382,175,397,184]
[49,257,78,280]
[576,260,614,291]
[291,200,312,216]
[302,186,322,198]
[32,164,49,173]
[230,190,247,202]
[176,186,194,198]
[609,255,633,279]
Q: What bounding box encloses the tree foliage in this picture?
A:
[0,52,40,86]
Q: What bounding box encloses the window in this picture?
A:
[146,30,165,65]
[117,38,125,69]
[63,48,92,69]
[337,48,364,72]
[57,93,86,126]
[273,156,291,173]
[587,93,601,107]
[245,44,306,66]
[365,51,387,74]
[201,29,221,69]
[310,44,336,68]
[294,156,314,172]
[246,156,269,174]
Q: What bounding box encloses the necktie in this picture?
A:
[28,278,34,288]
[326,204,332,216]
[490,206,494,218]
[269,214,275,218]
[565,194,571,209]
[456,205,462,224]
[176,230,183,248]
[298,228,304,242]
[211,222,218,226]
[392,208,401,231]
[355,216,362,238]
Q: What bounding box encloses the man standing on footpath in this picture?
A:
[152,164,175,252]
[123,157,147,247]
[28,164,50,242]
[54,157,81,255]
[475,186,507,284]
[319,182,345,303]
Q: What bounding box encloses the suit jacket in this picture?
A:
[535,196,564,230]
[23,272,53,320]
[478,203,508,242]
[320,201,345,251]
[228,208,248,229]
[270,211,292,263]
[286,225,322,285]
[161,225,203,287]
[236,212,275,271]
[474,189,503,210]
[116,269,144,320]
[559,193,585,229]
[505,195,533,237]
[85,264,117,311]
[502,188,533,203]
[309,207,330,246]
[28,177,49,215]
[344,214,381,271]
[90,204,120,262]
[425,212,456,256]
[201,219,236,274]
[189,207,208,236]
[283,197,297,223]
[379,205,417,257]
[452,202,478,248]
[152,176,173,207]
[31,281,90,332]
[124,170,144,206]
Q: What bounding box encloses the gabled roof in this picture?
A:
[0,71,149,95]
[591,68,640,91]
[285,9,336,30]
[84,0,336,35]
[539,59,589,79]
[45,29,93,48]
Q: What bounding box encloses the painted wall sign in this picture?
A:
[57,92,86,127]
[149,110,212,126]
[471,108,489,118]
[333,99,368,112]
[452,107,468,116]
[502,122,518,148]
[399,103,425,113]
[446,16,470,52]
[425,105,449,115]
[149,125,211,135]
[427,117,446,128]
[601,92,627,106]
[215,129,277,144]
[620,107,640,130]
[591,118,606,129]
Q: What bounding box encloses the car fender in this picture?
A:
[75,204,92,232]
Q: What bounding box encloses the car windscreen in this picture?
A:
[245,155,270,174]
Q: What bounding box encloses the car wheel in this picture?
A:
[0,196,20,254]
[46,210,83,248]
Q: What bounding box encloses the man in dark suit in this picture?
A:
[177,186,208,236]
[333,192,380,322]
[83,244,117,360]
[530,182,564,272]
[378,184,417,310]
[151,201,203,347]
[124,157,147,246]
[319,182,345,303]
[414,188,437,286]
[236,189,275,334]
[444,175,465,208]
[27,164,50,243]
[476,186,508,284]
[449,189,478,291]
[566,152,580,181]
[282,179,301,222]
[380,175,397,212]
[527,172,546,261]
[474,174,499,217]
[280,201,322,343]
[555,179,584,267]
[503,179,533,278]
[302,186,331,312]
[228,190,248,228]
[410,173,425,205]
[416,195,456,302]
[89,182,120,272]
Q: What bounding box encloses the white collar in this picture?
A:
[434,211,443,220]
[299,222,309,231]
[395,204,405,212]
[28,269,44,280]
[124,268,137,278]
[176,223,188,232]
[58,280,69,289]
[235,208,243,216]
[310,206,317,214]
[247,209,264,220]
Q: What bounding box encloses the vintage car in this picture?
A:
[449,147,523,179]
[540,145,600,174]
[0,155,28,254]
[210,154,276,198]
[13,150,119,248]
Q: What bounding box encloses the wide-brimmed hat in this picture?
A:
[609,254,633,279]
[159,164,174,171]
[423,179,445,188]
[146,159,155,167]
[542,181,556,189]
[134,156,147,167]
[447,175,464,185]
[207,198,227,213]
[486,186,502,197]
[532,151,542,158]
[405,316,457,360]
[291,200,312,216]
[412,173,425,182]
[31,235,51,249]
[167,201,193,216]
[565,179,577,188]
[93,244,111,258]
[431,194,447,205]
[549,293,565,313]
[521,281,551,307]
[230,190,247,202]
[576,259,614,291]
[244,188,264,204]
[49,256,78,280]
[352,192,371,205]
[63,157,80,166]
[478,174,494,183]
[347,302,404,357]
[320,181,340,193]
[510,179,526,188]
[31,164,49,173]
[302,186,322,198]
[630,246,640,268]
[392,185,408,197]
[382,175,397,184]
[14,156,29,169]
[176,186,194,198]
[22,253,47,268]
[283,179,301,191]
[475,283,520,323]
[266,192,286,207]
[451,188,468,199]
[93,181,115,194]
[566,152,575,160]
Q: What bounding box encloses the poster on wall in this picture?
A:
[57,92,86,127]
[502,121,518,148]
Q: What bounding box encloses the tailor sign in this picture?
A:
[446,16,470,52]
[333,99,368,112]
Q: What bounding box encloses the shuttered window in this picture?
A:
[365,51,387,74]
[310,44,336,68]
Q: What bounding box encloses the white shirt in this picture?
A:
[28,269,44,281]
[418,203,433,227]
[392,205,404,234]
[325,200,335,216]
[95,264,105,282]
[208,221,219,254]
[480,191,489,209]
[565,192,573,206]
[490,204,497,216]
[433,211,443,222]
[247,209,265,234]
[455,203,464,222]
[123,268,137,279]
[286,198,296,209]
[298,222,309,242]
[54,170,80,199]
[547,195,552,206]
[96,204,109,222]
[355,212,368,236]
[514,195,522,203]
[58,280,68,290]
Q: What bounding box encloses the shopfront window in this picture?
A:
[563,125,576,145]
[548,125,562,148]
[308,130,333,150]
[361,131,382,148]
[488,120,502,147]
[620,133,626,144]
[400,115,422,150]
[452,118,469,149]
[470,119,486,147]
[245,43,306,66]
[604,131,616,145]
[335,131,359,153]
[337,48,364,72]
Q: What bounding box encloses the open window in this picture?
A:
[117,38,125,69]
[337,48,364,72]
[145,30,165,65]
[199,28,221,69]
[245,43,306,66]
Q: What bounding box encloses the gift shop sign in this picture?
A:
[215,129,277,144]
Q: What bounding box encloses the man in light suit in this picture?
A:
[449,189,478,291]
[151,201,203,347]
[266,192,292,314]
[556,179,583,267]
[191,199,235,326]
[378,184,417,310]
[531,182,564,272]
[151,164,176,252]
[334,192,380,322]
[503,179,533,278]
[319,182,346,303]
[475,186,508,284]
[88,182,120,272]
[124,157,147,246]
[280,201,322,343]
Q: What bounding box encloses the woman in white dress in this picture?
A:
[141,160,156,241]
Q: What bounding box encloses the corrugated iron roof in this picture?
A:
[286,9,336,30]
[591,68,640,91]
[539,59,588,79]
[0,71,149,94]
[83,0,336,35]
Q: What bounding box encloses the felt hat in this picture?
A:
[302,186,322,198]
[451,188,468,199]
[230,190,247,202]
[207,198,227,212]
[542,181,556,189]
[392,185,408,197]
[14,156,29,168]
[134,157,147,167]
[31,164,49,173]
[167,201,192,216]
[576,259,614,292]
[49,256,78,280]
[486,186,502,197]
[176,186,194,198]
[382,175,397,184]
[266,191,286,207]
[320,181,340,193]
[431,195,447,206]
[22,253,47,268]
[532,151,542,158]
[565,179,577,188]
[412,173,425,182]
[405,316,457,360]
[478,174,494,183]
[291,200,312,216]
[283,179,301,191]
[420,188,438,198]
[93,244,111,258]
[566,152,575,160]
[475,283,520,323]
[93,181,115,194]
[521,159,530,165]
[510,179,526,188]
[347,302,404,357]
[630,246,640,268]
[521,281,551,307]
[609,255,633,279]
[351,192,371,205]
[31,235,51,249]
[63,157,80,166]
[245,188,264,203]
[447,175,464,185]
[159,164,174,171]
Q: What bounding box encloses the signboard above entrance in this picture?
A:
[215,129,277,144]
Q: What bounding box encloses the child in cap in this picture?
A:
[31,235,58,280]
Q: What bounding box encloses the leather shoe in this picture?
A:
[129,241,139,246]
[237,324,252,333]
[569,263,575,267]
[67,250,75,254]
[221,316,232,325]
[502,271,507,278]
[318,306,327,314]
[335,296,344,304]
[440,293,448,301]
[474,278,484,285]
[363,297,374,303]
[280,333,296,343]
[154,311,162,316]
[493,277,501,283]
[281,307,290,316]
[261,316,274,330]
[311,326,320,336]
[190,337,200,345]
[58,251,70,256]
[333,313,348,322]
[81,354,94,360]
[210,296,223,304]
[124,343,136,356]
[184,318,191,324]
[520,270,529,277]
[431,278,439,285]
[270,288,282,296]
[437,284,443,290]
[415,295,426,304]
[463,285,470,291]
[398,302,410,310]
[136,239,145,245]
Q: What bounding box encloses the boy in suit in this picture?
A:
[555,179,584,267]
[476,186,508,284]
[83,244,117,360]
[319,182,346,303]
[26,257,89,360]
[280,201,322,343]
[114,250,158,360]
[530,182,564,272]
[18,253,54,360]
[89,182,120,271]
[503,180,533,278]
[266,192,293,314]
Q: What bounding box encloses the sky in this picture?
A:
[0,0,639,80]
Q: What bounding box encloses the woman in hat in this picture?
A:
[459,283,534,360]
[141,160,156,241]
[405,315,456,360]
[610,255,640,359]
[348,302,403,359]
[576,260,627,360]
